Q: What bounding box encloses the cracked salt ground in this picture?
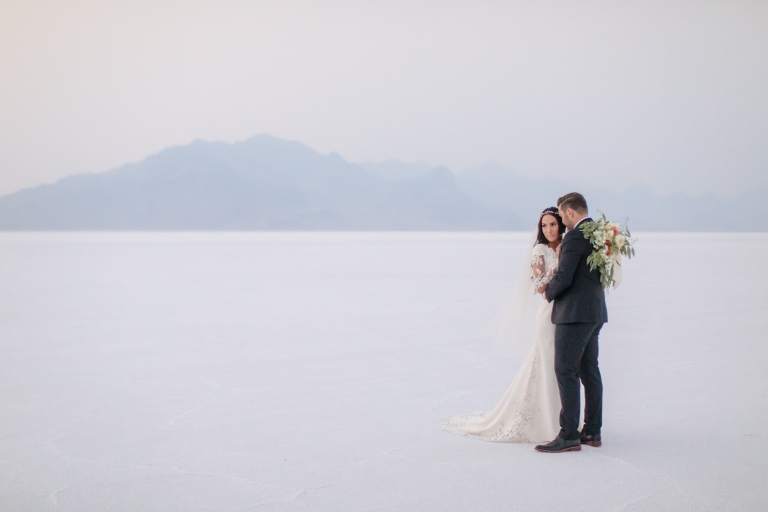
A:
[0,232,766,511]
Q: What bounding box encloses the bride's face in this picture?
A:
[541,214,560,243]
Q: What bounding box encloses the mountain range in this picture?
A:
[0,135,764,231]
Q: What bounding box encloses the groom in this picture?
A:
[536,192,608,453]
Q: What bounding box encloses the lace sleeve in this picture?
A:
[531,245,554,292]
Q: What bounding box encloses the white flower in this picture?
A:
[596,232,607,245]
[616,234,626,248]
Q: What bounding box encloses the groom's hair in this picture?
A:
[557,192,588,214]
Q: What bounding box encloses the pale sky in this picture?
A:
[1,0,766,197]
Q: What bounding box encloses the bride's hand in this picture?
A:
[556,244,562,257]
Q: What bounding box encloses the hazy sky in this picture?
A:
[1,0,766,197]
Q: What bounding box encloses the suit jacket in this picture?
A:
[544,218,608,324]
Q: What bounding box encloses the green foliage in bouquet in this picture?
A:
[579,213,635,289]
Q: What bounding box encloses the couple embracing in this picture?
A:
[443,192,606,453]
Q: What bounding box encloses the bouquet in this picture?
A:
[579,214,635,289]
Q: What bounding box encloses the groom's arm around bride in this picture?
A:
[537,192,608,453]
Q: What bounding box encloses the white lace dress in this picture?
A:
[441,244,561,443]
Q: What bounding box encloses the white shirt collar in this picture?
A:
[573,217,590,230]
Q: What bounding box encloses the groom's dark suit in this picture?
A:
[544,217,607,441]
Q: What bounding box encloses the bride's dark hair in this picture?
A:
[535,207,566,246]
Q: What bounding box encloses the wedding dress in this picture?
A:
[441,243,561,443]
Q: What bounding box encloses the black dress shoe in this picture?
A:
[580,432,602,447]
[534,436,581,453]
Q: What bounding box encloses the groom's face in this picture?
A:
[558,206,575,230]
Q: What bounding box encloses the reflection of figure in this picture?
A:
[441,207,565,443]
[536,192,608,453]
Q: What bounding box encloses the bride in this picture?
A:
[442,206,566,443]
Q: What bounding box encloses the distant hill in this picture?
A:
[0,135,764,231]
[360,160,434,182]
[0,136,517,230]
[455,163,767,232]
